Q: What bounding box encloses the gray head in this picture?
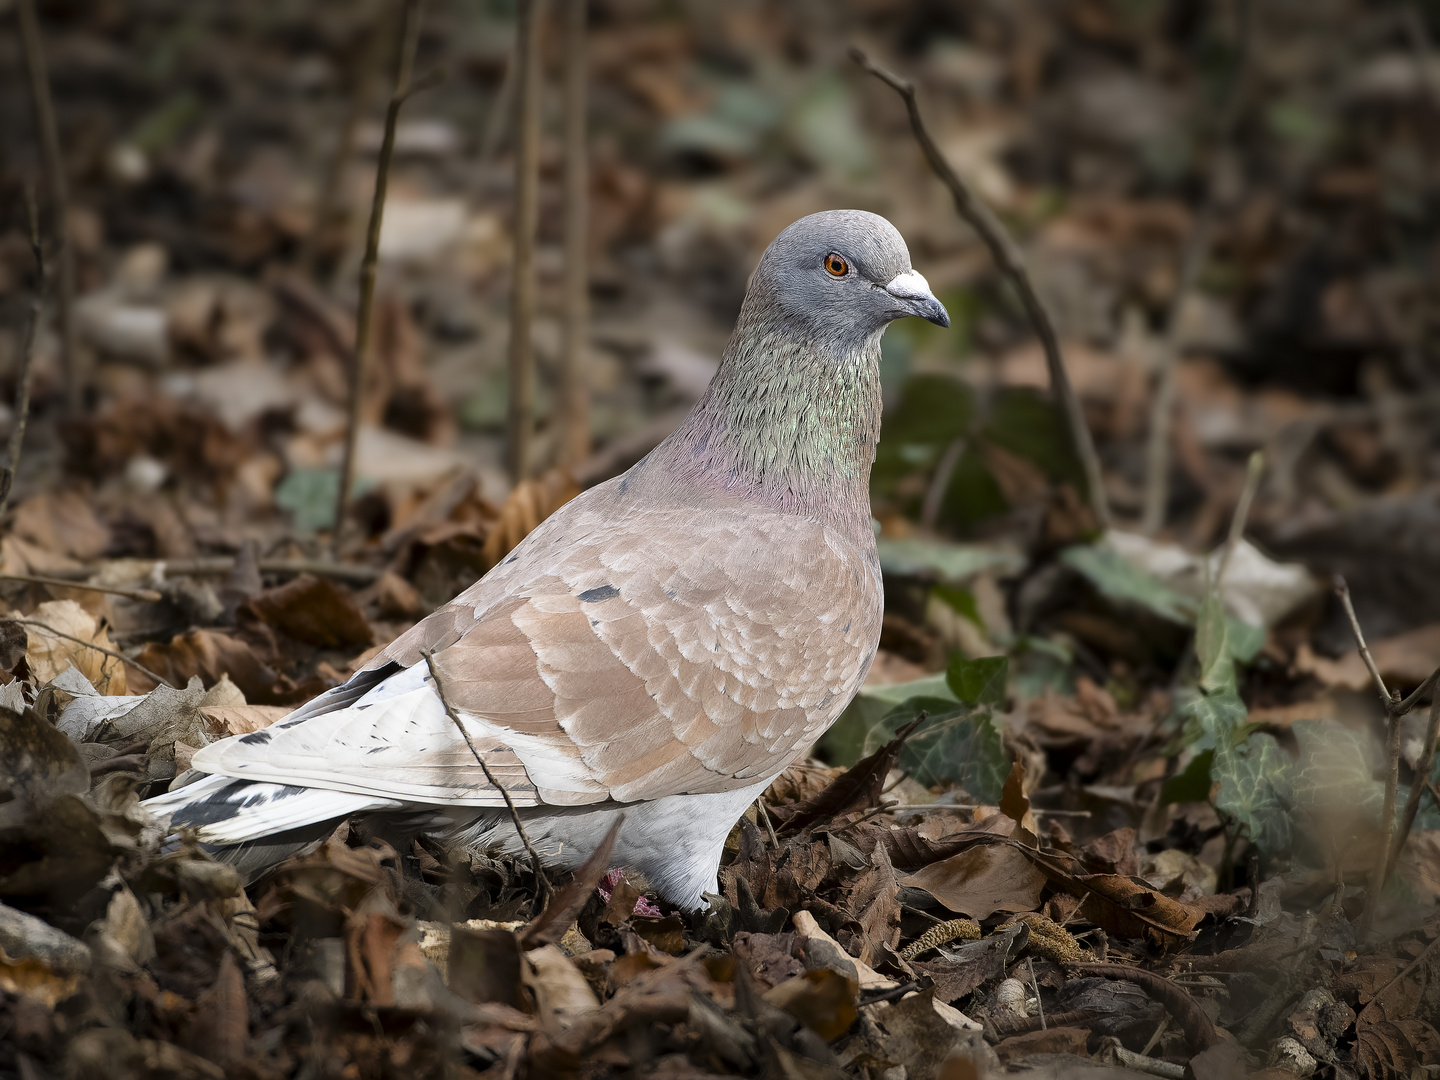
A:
[745,209,949,347]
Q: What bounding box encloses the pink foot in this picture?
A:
[596,867,663,918]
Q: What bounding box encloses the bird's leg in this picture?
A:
[596,867,663,917]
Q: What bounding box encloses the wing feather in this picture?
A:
[189,491,882,809]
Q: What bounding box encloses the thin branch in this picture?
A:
[1334,573,1437,930]
[1334,575,1395,714]
[559,0,591,467]
[1142,0,1253,533]
[0,573,163,603]
[332,0,437,553]
[480,36,520,163]
[420,648,550,902]
[754,797,779,850]
[1026,957,1046,1031]
[15,0,79,415]
[1389,695,1440,875]
[299,14,389,277]
[59,557,381,586]
[1215,450,1264,584]
[15,618,172,688]
[508,0,546,484]
[920,437,966,531]
[0,185,44,518]
[851,47,1110,531]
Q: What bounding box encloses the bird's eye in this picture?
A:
[824,253,849,277]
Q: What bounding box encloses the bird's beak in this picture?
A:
[885,269,950,328]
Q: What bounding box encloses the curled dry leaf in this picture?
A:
[0,704,89,829]
[898,837,1047,921]
[16,600,129,694]
[763,968,859,1041]
[240,573,373,649]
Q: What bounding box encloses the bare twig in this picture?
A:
[1026,957,1046,1031]
[920,437,966,531]
[508,0,546,484]
[0,573,162,603]
[560,0,591,467]
[754,797,779,850]
[1215,450,1264,584]
[60,557,381,586]
[1142,0,1253,533]
[479,37,520,163]
[420,648,550,902]
[1334,575,1395,715]
[1357,931,1440,1025]
[15,0,79,414]
[1390,696,1440,873]
[851,47,1110,531]
[14,618,171,688]
[0,185,44,518]
[332,0,438,553]
[300,13,388,276]
[1334,574,1440,926]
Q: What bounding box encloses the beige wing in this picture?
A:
[193,504,882,807]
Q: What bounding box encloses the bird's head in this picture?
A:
[746,209,949,347]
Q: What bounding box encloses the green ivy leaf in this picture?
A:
[1161,749,1215,805]
[1178,687,1248,750]
[1195,587,1235,695]
[1213,732,1293,855]
[1291,719,1384,823]
[1060,545,1197,626]
[947,655,1008,706]
[875,538,1024,583]
[863,697,1008,802]
[931,584,981,628]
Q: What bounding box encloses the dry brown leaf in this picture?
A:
[11,492,112,562]
[18,600,129,694]
[837,842,901,967]
[1295,624,1440,693]
[241,573,373,649]
[132,628,288,703]
[524,944,600,1032]
[998,758,1039,840]
[763,968,858,1041]
[1076,875,1204,948]
[198,704,290,737]
[899,842,1047,920]
[481,469,581,570]
[993,1026,1090,1064]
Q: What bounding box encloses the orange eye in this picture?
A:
[824,253,848,277]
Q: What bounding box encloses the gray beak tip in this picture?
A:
[885,269,950,330]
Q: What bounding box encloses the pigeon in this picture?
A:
[144,210,949,909]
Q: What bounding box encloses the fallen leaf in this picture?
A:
[241,573,373,649]
[899,841,1047,920]
[763,968,859,1040]
[11,491,112,561]
[199,704,290,736]
[775,718,923,835]
[524,944,600,1031]
[0,705,89,829]
[993,1026,1090,1064]
[836,842,901,966]
[911,924,1027,1004]
[16,600,129,694]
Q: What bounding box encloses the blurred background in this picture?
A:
[2,0,1434,581]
